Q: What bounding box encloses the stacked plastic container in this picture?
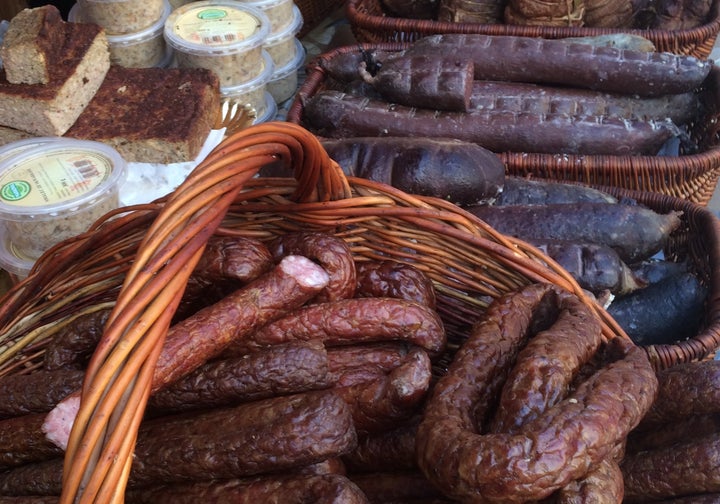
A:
[164,0,277,123]
[69,0,174,68]
[263,3,305,105]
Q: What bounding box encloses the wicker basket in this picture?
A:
[286,43,720,206]
[346,0,720,58]
[296,0,347,37]
[0,122,717,501]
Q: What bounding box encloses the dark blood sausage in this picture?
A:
[606,271,707,346]
[0,414,63,470]
[267,232,357,303]
[342,417,420,473]
[466,80,701,124]
[467,202,683,264]
[176,235,274,320]
[332,346,432,433]
[359,53,475,112]
[355,260,437,308]
[238,297,446,356]
[349,471,450,503]
[318,48,398,83]
[415,283,658,502]
[406,34,712,96]
[43,308,110,370]
[303,91,678,156]
[322,137,505,207]
[42,255,330,450]
[621,433,720,502]
[131,390,357,487]
[528,239,645,295]
[125,473,370,504]
[555,457,624,504]
[495,177,618,206]
[0,369,85,419]
[148,340,331,414]
[488,286,603,434]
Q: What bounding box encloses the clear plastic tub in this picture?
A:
[263,5,303,68]
[253,91,277,124]
[220,50,274,121]
[267,38,305,104]
[164,1,271,87]
[0,138,127,262]
[70,0,173,68]
[239,0,295,34]
[77,0,165,35]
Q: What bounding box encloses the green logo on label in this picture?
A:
[1,181,31,201]
[197,8,227,20]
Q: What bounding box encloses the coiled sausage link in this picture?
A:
[415,283,658,503]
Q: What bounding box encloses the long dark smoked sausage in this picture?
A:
[415,283,658,502]
[354,260,437,309]
[148,339,331,414]
[234,297,446,356]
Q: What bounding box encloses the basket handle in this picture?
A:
[59,122,345,504]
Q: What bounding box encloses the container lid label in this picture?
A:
[0,150,113,208]
[173,6,261,46]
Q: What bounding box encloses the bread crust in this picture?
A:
[0,22,110,136]
[66,66,221,163]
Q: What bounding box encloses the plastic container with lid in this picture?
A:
[77,0,166,35]
[0,139,128,268]
[263,5,303,68]
[70,0,173,68]
[164,1,271,87]
[253,92,278,124]
[267,38,305,104]
[220,50,274,122]
[238,0,295,34]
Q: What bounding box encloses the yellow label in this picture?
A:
[0,150,113,208]
[173,6,261,46]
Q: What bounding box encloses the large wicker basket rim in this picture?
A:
[345,0,720,57]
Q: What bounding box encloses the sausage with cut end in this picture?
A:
[267,232,357,303]
[42,254,331,451]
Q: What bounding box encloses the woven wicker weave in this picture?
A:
[286,43,720,206]
[296,0,347,37]
[346,0,720,58]
[0,122,717,500]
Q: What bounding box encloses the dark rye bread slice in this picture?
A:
[65,66,221,164]
[0,5,65,85]
[0,21,110,136]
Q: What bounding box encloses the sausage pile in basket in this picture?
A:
[0,231,717,502]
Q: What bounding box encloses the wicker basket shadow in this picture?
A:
[286,43,720,206]
[346,0,720,58]
[0,122,717,501]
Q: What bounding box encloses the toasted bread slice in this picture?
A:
[65,66,221,164]
[0,5,66,85]
[0,21,110,136]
